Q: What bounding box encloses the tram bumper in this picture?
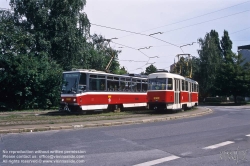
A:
[59,102,82,112]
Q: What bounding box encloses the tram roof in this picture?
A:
[63,69,147,79]
[148,72,185,79]
[148,72,198,84]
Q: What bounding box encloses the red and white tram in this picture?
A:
[147,72,198,111]
[60,69,147,112]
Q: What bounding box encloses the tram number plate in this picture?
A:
[66,98,71,101]
[154,97,160,100]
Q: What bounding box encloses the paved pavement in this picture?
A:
[0,107,212,134]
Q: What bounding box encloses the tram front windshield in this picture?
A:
[148,78,173,90]
[61,73,86,94]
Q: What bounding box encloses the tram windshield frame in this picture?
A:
[148,78,173,90]
[61,73,87,94]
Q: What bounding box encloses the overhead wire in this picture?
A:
[118,0,250,38]
[110,41,157,71]
[230,27,250,35]
[161,9,250,34]
[91,9,250,56]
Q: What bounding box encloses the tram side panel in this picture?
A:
[191,92,199,106]
[61,92,147,111]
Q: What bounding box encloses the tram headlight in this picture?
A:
[73,98,76,102]
[61,98,64,102]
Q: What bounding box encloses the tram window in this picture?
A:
[120,77,126,81]
[175,79,178,91]
[181,80,185,91]
[142,80,147,92]
[131,79,136,92]
[142,81,147,92]
[126,78,131,81]
[121,78,131,91]
[148,78,167,90]
[120,77,131,91]
[185,81,188,91]
[62,73,80,94]
[89,78,106,91]
[114,77,119,80]
[131,82,137,91]
[107,76,113,80]
[98,75,105,78]
[167,78,173,90]
[120,81,126,91]
[90,75,97,78]
[136,79,142,92]
[78,73,87,92]
[125,81,131,91]
[107,80,119,91]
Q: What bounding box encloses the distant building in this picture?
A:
[238,45,250,65]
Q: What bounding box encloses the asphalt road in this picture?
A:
[1,106,250,166]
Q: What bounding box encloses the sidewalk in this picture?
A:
[0,107,212,134]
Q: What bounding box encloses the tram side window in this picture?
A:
[120,77,131,91]
[107,79,119,91]
[137,79,142,92]
[120,81,125,91]
[123,81,131,91]
[131,79,137,92]
[182,80,185,91]
[142,80,147,92]
[167,78,173,90]
[89,75,106,91]
[185,81,188,91]
[78,73,87,92]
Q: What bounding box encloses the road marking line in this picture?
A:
[246,134,250,137]
[203,141,234,150]
[133,155,180,166]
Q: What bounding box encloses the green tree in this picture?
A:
[145,64,157,75]
[174,57,190,77]
[90,34,121,73]
[0,10,62,110]
[113,66,128,75]
[10,0,91,70]
[214,30,250,103]
[197,30,222,98]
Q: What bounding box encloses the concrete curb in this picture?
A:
[0,108,213,134]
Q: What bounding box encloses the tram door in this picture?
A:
[174,79,180,108]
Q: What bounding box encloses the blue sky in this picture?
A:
[1,0,250,73]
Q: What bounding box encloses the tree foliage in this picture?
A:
[0,10,62,110]
[0,1,122,110]
[196,30,250,103]
[145,64,157,75]
[214,31,250,103]
[197,30,222,98]
[9,0,91,70]
[173,57,191,77]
